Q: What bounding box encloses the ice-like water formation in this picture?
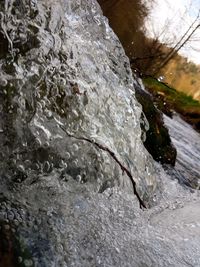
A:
[0,0,157,204]
[0,0,200,266]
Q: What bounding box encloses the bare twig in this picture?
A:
[59,125,147,209]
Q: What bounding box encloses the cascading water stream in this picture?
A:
[164,114,200,189]
[0,1,200,266]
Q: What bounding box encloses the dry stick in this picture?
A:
[60,125,147,209]
[154,10,200,74]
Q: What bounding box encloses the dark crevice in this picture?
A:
[0,31,9,59]
[60,126,146,209]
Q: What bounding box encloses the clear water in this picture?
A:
[164,114,200,189]
[0,0,200,266]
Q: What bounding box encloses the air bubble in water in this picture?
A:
[18,96,26,109]
[60,109,65,115]
[73,124,79,132]
[35,138,42,146]
[65,152,71,160]
[72,109,79,117]
[14,219,20,226]
[0,78,7,86]
[76,175,82,183]
[72,159,78,167]
[44,141,50,148]
[44,109,53,118]
[40,100,46,108]
[7,211,15,221]
[60,160,67,168]
[34,163,40,170]
[18,165,25,172]
[43,161,51,172]
[37,102,43,110]
[60,77,66,86]
[72,143,79,151]
[18,257,23,263]
[24,259,33,267]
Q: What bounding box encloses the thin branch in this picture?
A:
[154,9,200,73]
[59,125,147,209]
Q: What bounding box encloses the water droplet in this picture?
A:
[43,141,50,148]
[72,109,79,117]
[40,100,46,108]
[76,175,82,183]
[0,78,7,87]
[44,109,53,118]
[115,247,120,253]
[59,160,67,168]
[24,259,33,267]
[34,163,40,170]
[47,218,53,225]
[35,138,42,146]
[37,102,43,110]
[18,165,25,172]
[72,159,78,167]
[18,257,23,263]
[14,212,21,221]
[72,124,79,132]
[65,152,70,160]
[22,141,28,147]
[72,143,79,151]
[7,211,14,221]
[43,161,51,172]
[14,219,19,226]
[98,173,104,180]
[18,96,26,109]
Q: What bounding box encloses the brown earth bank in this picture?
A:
[160,55,200,102]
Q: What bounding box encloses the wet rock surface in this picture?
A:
[0,0,200,266]
[0,0,156,204]
[134,79,177,166]
[0,0,156,264]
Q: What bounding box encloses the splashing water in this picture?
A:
[0,0,200,266]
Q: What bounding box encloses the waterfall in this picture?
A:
[0,1,200,266]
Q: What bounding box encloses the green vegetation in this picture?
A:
[143,76,200,132]
[143,76,200,110]
[161,56,200,102]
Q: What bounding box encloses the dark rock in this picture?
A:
[0,0,159,264]
[134,79,177,166]
[0,1,200,267]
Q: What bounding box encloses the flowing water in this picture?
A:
[164,114,200,189]
[0,0,200,266]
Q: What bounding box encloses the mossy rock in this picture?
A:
[135,82,177,166]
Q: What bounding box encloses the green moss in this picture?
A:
[142,76,200,132]
[143,76,200,112]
